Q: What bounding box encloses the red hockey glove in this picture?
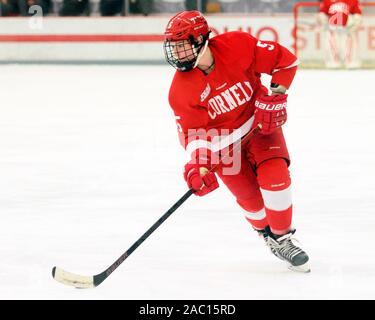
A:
[184,161,219,196]
[253,94,288,135]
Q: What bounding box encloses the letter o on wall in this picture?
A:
[256,27,279,42]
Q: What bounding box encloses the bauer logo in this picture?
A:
[255,101,286,111]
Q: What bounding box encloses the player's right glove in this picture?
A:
[253,94,288,135]
[184,158,219,196]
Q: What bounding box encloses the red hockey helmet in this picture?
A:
[163,11,211,72]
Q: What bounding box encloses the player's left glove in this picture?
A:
[253,94,288,135]
[184,160,219,196]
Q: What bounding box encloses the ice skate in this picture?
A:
[258,227,310,273]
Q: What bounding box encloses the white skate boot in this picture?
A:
[258,227,310,273]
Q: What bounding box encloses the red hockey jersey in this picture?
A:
[168,31,298,159]
[320,0,362,26]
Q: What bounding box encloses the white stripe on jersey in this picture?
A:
[185,115,255,157]
[272,59,300,74]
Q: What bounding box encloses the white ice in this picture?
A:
[0,65,375,300]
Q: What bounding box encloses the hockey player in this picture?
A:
[163,11,310,272]
[318,0,362,69]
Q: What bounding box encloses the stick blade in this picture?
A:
[52,266,95,289]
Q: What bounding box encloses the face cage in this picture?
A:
[163,36,207,72]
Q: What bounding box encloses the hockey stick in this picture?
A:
[52,188,194,288]
[52,123,262,288]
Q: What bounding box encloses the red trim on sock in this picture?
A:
[245,217,269,230]
[266,205,292,235]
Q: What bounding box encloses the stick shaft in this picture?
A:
[93,189,194,286]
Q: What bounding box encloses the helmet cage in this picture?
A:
[163,32,210,72]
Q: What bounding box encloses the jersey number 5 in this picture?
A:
[257,40,275,51]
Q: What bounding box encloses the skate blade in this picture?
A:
[288,262,311,273]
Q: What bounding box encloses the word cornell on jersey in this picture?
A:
[207,81,253,120]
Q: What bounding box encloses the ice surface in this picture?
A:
[0,65,375,299]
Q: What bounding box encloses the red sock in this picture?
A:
[237,197,269,230]
[257,158,292,235]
